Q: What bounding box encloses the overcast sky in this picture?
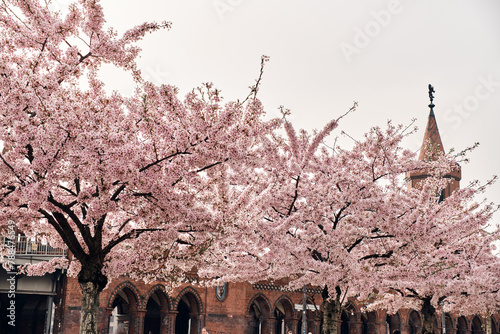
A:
[76,0,500,223]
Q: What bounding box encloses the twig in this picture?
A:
[240,55,269,104]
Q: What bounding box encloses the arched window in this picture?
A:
[386,313,401,334]
[274,298,294,334]
[457,316,468,334]
[471,317,483,334]
[444,314,453,334]
[143,287,170,334]
[362,311,378,334]
[108,288,139,334]
[247,295,271,334]
[409,310,422,334]
[341,310,351,334]
[492,318,498,334]
[175,292,201,334]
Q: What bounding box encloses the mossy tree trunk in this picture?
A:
[78,258,108,334]
[421,298,436,334]
[485,315,492,334]
[321,286,342,334]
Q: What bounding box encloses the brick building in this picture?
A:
[52,273,500,334]
[2,106,499,334]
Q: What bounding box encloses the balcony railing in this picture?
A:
[1,235,67,257]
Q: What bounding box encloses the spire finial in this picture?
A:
[428,84,435,114]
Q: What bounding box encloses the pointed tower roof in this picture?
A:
[418,109,445,161]
[407,84,461,197]
[418,84,445,161]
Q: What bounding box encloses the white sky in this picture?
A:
[81,0,500,223]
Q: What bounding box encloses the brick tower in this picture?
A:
[407,84,461,198]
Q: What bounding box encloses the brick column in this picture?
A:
[168,311,178,334]
[313,317,322,334]
[291,317,300,333]
[268,316,277,334]
[137,310,146,334]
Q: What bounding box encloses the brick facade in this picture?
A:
[54,274,499,334]
[56,275,324,334]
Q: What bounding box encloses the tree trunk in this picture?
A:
[78,260,108,334]
[485,315,492,334]
[321,298,341,334]
[80,281,101,334]
[421,298,436,334]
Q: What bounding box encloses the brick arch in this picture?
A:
[246,293,272,316]
[273,295,295,316]
[471,315,484,334]
[407,309,422,334]
[457,316,469,334]
[173,286,204,313]
[247,293,273,334]
[141,284,171,311]
[444,313,454,334]
[386,312,401,334]
[106,281,142,334]
[491,317,499,334]
[361,310,378,323]
[273,294,296,333]
[174,286,204,334]
[341,301,360,334]
[107,281,142,309]
[344,301,360,318]
[361,310,378,334]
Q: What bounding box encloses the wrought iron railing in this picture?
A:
[1,235,67,256]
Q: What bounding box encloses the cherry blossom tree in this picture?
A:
[1,3,498,334]
[365,174,500,334]
[0,1,277,333]
[200,115,421,332]
[202,114,499,334]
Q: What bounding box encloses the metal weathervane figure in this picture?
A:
[428,84,436,112]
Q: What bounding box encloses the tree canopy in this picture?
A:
[0,1,277,332]
[203,117,500,334]
[0,1,498,334]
